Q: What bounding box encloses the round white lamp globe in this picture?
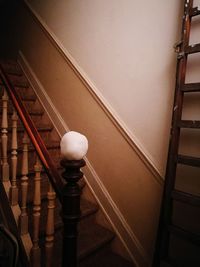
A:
[60,131,88,160]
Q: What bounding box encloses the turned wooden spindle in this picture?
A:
[10,109,18,205]
[60,131,88,267]
[45,183,56,267]
[19,131,29,235]
[30,156,42,267]
[1,88,9,181]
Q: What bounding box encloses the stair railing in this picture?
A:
[0,64,88,267]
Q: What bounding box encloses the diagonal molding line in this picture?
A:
[18,51,151,267]
[23,0,163,185]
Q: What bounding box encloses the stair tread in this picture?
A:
[172,190,200,206]
[168,225,200,245]
[0,60,23,76]
[20,95,36,101]
[28,198,98,235]
[18,173,84,203]
[177,154,200,167]
[16,161,64,179]
[181,83,200,92]
[15,140,60,152]
[78,223,115,259]
[80,199,99,218]
[0,107,44,116]
[52,222,115,264]
[13,123,53,132]
[19,173,50,203]
[80,249,135,267]
[185,43,200,54]
[0,86,36,101]
[178,120,200,128]
[0,79,28,89]
[6,75,29,88]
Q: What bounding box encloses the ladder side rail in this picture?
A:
[153,0,193,265]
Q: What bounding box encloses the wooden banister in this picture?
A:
[0,64,88,267]
[0,64,63,199]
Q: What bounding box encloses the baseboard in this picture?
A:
[18,51,151,267]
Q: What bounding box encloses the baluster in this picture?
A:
[45,184,56,267]
[30,156,42,267]
[9,109,18,205]
[19,131,29,235]
[1,88,9,181]
[60,131,88,267]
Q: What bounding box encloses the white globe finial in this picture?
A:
[60,131,88,160]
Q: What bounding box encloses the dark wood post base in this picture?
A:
[60,159,86,267]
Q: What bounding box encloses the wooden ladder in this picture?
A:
[153,1,200,266]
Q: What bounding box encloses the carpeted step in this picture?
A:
[20,95,37,102]
[12,140,60,154]
[6,74,29,88]
[10,144,60,180]
[7,123,54,144]
[0,85,37,102]
[78,222,115,260]
[46,219,115,266]
[0,102,42,112]
[0,105,44,120]
[18,172,85,204]
[17,173,50,203]
[0,60,23,76]
[28,198,99,238]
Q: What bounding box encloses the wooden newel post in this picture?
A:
[61,159,85,267]
[60,131,88,267]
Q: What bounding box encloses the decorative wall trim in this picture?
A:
[23,0,163,184]
[18,51,151,267]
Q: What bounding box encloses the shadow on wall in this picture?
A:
[0,0,19,58]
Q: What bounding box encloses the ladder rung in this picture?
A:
[177,154,200,167]
[178,120,200,128]
[190,7,200,17]
[172,190,200,206]
[185,43,200,54]
[181,83,200,92]
[169,225,200,246]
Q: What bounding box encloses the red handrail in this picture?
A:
[0,64,63,199]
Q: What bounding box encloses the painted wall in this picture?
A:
[14,3,165,266]
[26,0,183,176]
[10,1,200,266]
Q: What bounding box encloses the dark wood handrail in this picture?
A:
[0,64,63,200]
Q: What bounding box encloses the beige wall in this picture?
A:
[13,1,200,266]
[14,3,166,266]
[26,0,183,176]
